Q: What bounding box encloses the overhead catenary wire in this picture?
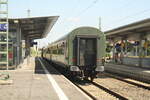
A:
[75,0,100,17]
[116,0,135,11]
[106,8,150,26]
[69,0,80,13]
[66,0,102,29]
[67,0,136,30]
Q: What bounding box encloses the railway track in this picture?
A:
[70,72,150,100]
[43,59,150,100]
[73,78,129,100]
[93,73,150,100]
[91,81,128,100]
[73,83,97,100]
[104,72,150,90]
[43,59,124,100]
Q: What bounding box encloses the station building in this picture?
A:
[0,16,59,69]
[105,18,150,68]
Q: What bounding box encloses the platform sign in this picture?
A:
[0,24,7,31]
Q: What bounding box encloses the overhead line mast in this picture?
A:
[99,17,101,31]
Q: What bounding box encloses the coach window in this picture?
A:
[53,49,57,54]
[64,41,68,58]
[58,49,62,55]
[62,48,64,54]
[58,49,60,54]
[49,50,51,54]
[106,43,113,58]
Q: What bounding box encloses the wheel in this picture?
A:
[90,76,94,82]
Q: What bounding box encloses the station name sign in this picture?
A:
[0,24,7,31]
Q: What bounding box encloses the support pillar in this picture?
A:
[139,34,145,67]
[112,40,116,63]
[16,24,22,67]
[120,37,127,64]
[25,37,30,65]
[125,39,128,56]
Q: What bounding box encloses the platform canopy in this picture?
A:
[105,18,150,38]
[9,16,59,40]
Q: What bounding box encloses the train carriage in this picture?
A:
[42,26,106,81]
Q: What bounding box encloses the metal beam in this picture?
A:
[105,18,150,36]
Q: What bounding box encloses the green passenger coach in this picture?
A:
[42,26,106,81]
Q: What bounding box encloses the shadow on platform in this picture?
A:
[34,57,61,75]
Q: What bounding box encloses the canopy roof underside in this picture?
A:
[9,16,59,40]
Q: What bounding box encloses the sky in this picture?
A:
[8,0,150,48]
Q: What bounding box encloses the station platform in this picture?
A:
[105,63,150,83]
[0,57,91,100]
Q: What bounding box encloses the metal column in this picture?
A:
[25,37,30,65]
[16,24,21,67]
[0,0,9,69]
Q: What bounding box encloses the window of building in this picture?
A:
[126,41,140,57]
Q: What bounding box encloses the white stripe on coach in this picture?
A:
[39,58,69,100]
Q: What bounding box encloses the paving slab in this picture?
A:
[0,57,91,100]
[0,57,58,100]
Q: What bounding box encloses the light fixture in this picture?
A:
[14,20,19,23]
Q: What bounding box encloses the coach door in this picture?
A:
[77,37,96,67]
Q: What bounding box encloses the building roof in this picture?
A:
[105,18,150,38]
[9,16,59,40]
